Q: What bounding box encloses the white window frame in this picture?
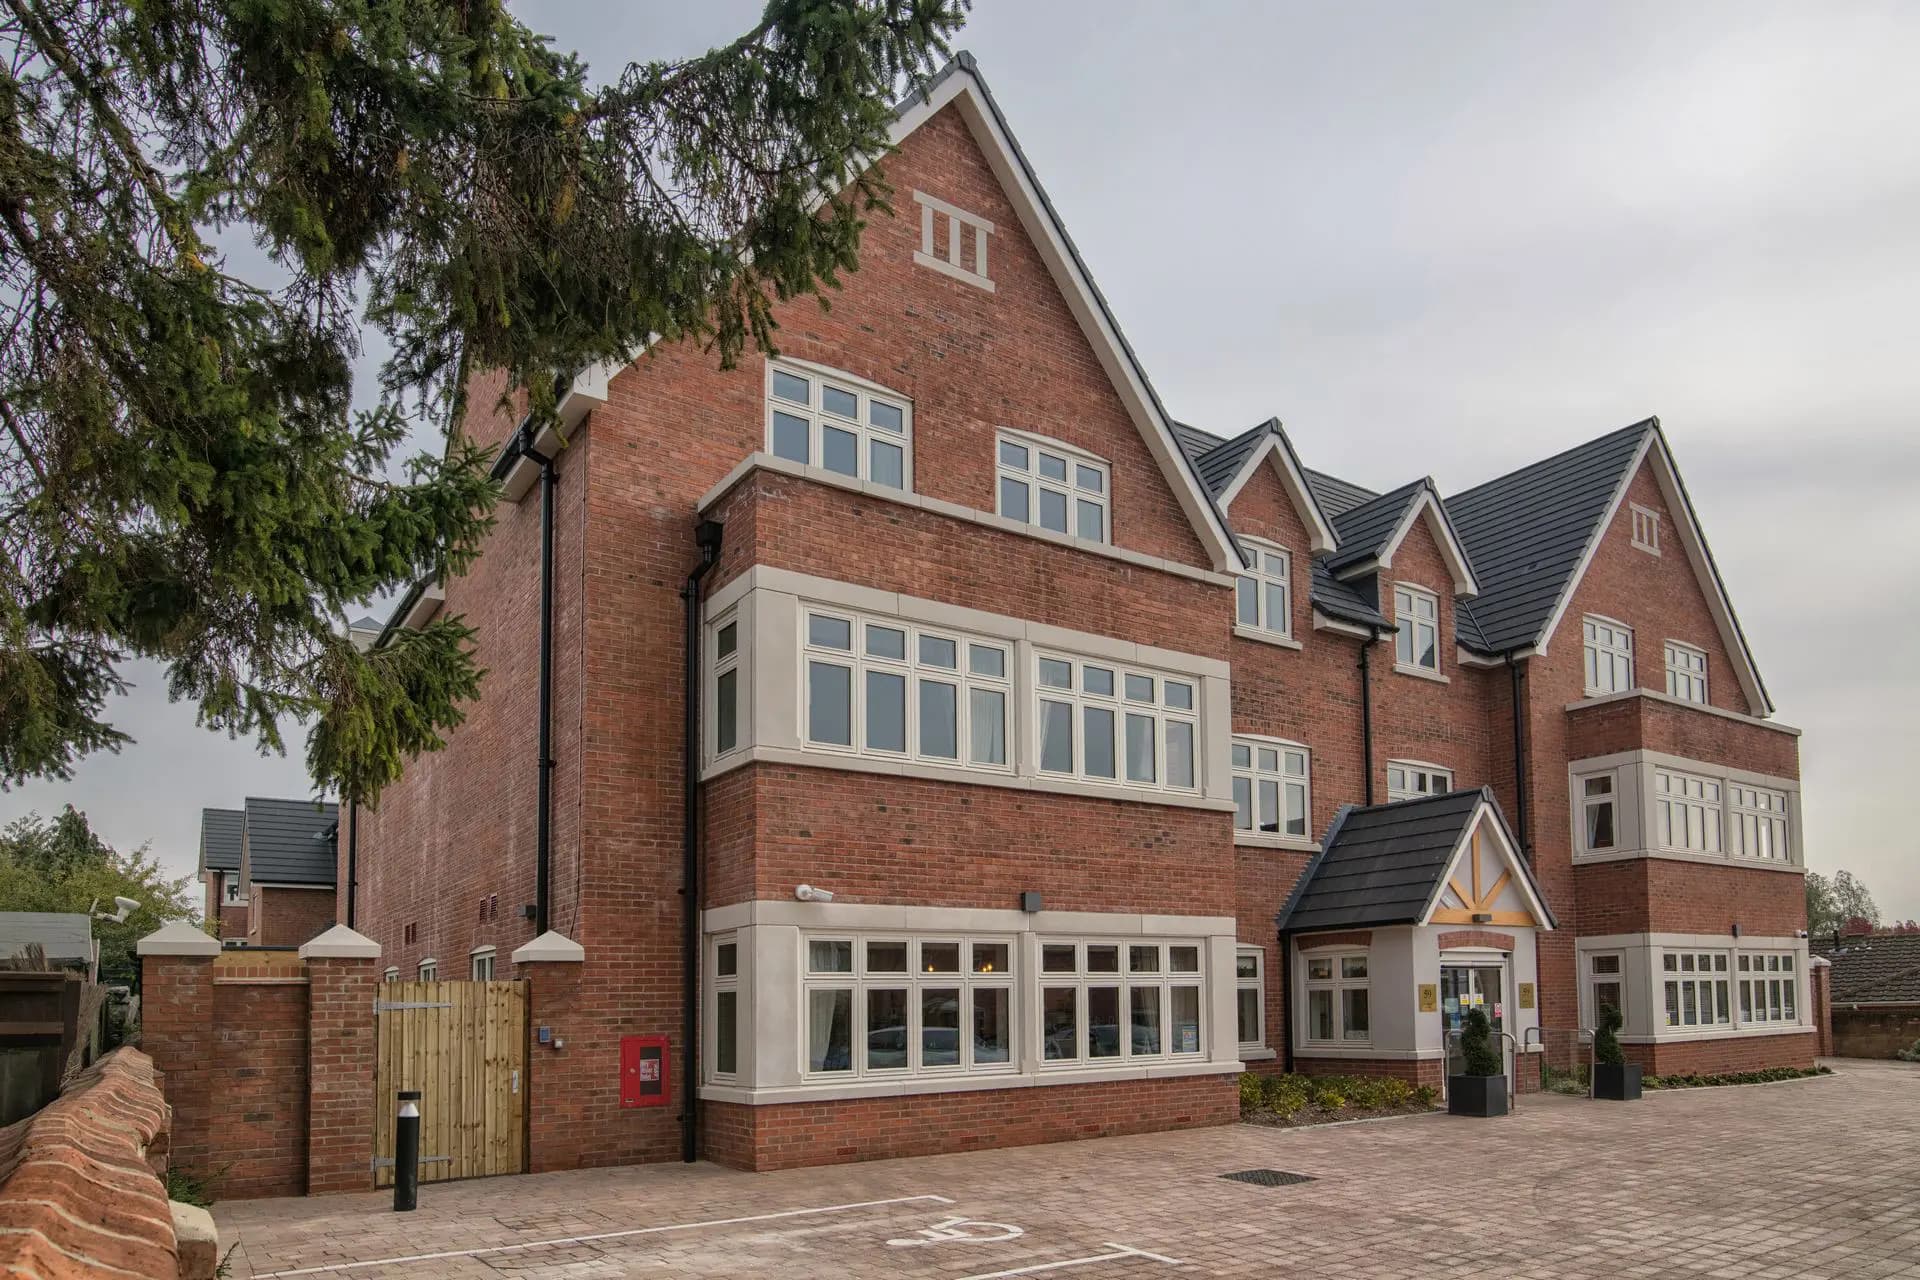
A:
[802,608,1013,772]
[709,609,743,761]
[1664,640,1708,705]
[1659,949,1730,1029]
[382,966,399,983]
[1231,736,1311,843]
[469,947,495,982]
[1728,783,1790,863]
[711,934,741,1081]
[1037,938,1206,1067]
[417,958,438,982]
[1386,760,1452,804]
[1302,950,1371,1046]
[1653,767,1723,854]
[1587,952,1626,1027]
[765,359,912,490]
[801,934,1017,1081]
[1236,947,1266,1052]
[1393,584,1441,674]
[996,429,1110,544]
[1580,772,1618,853]
[1631,503,1661,554]
[1736,952,1798,1025]
[1033,653,1199,794]
[913,189,994,291]
[1582,615,1635,696]
[1235,539,1292,639]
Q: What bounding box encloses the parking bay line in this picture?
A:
[957,1242,1184,1279]
[249,1193,959,1277]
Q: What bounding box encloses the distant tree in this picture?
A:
[0,0,968,806]
[1806,870,1881,938]
[0,807,197,980]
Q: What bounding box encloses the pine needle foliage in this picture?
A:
[0,0,968,803]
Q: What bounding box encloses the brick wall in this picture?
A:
[0,1048,181,1280]
[1830,1004,1920,1059]
[1627,1030,1816,1075]
[209,976,308,1197]
[703,1072,1237,1172]
[205,871,249,939]
[251,885,337,948]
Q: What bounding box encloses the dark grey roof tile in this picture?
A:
[200,807,244,873]
[243,797,339,886]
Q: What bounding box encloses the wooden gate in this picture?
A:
[372,980,527,1185]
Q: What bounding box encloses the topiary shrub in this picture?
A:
[1460,1007,1502,1076]
[1594,1003,1626,1067]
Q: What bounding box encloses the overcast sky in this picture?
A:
[4,1,1915,920]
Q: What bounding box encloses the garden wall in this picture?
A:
[1831,1005,1920,1059]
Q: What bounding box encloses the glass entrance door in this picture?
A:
[1441,965,1508,1078]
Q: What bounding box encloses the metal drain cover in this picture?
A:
[1220,1168,1317,1187]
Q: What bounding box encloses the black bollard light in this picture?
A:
[394,1090,422,1212]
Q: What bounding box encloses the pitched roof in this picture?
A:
[1278,787,1551,934]
[1443,419,1650,654]
[0,912,93,965]
[199,807,243,874]
[243,797,339,887]
[1813,933,1920,1004]
[1305,468,1379,519]
[1325,480,1428,574]
[1308,560,1388,629]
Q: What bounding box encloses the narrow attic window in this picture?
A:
[913,190,994,291]
[1630,503,1660,554]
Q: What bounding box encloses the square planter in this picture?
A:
[1447,1073,1509,1117]
[1592,1062,1643,1101]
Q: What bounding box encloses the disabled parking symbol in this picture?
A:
[887,1216,1026,1247]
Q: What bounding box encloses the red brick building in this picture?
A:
[347,54,1810,1172]
[198,799,338,947]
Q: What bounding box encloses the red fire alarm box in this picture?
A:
[619,1034,670,1108]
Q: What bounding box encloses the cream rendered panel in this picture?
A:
[1410,927,1444,1056]
[753,590,801,751]
[1205,934,1240,1064]
[749,924,803,1090]
[1368,928,1419,1055]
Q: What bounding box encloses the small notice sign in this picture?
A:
[1418,983,1438,1013]
[1518,982,1536,1010]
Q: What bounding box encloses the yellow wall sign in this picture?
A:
[1417,983,1438,1013]
[1518,982,1536,1010]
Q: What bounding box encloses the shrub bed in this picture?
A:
[1239,1071,1439,1127]
[1644,1065,1832,1089]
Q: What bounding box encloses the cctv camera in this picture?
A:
[794,884,834,903]
[1795,929,1809,939]
[114,896,139,915]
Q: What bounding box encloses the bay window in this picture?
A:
[803,610,1011,770]
[1236,541,1292,638]
[1236,948,1266,1051]
[712,936,739,1079]
[1581,774,1616,852]
[1729,784,1790,863]
[1737,953,1797,1024]
[767,360,911,490]
[710,611,741,759]
[1039,939,1204,1064]
[1232,738,1310,840]
[802,935,1015,1079]
[1654,768,1723,854]
[1583,616,1634,695]
[1304,952,1370,1044]
[1588,952,1624,1024]
[1660,950,1730,1029]
[996,430,1109,543]
[1035,654,1198,792]
[1393,586,1439,673]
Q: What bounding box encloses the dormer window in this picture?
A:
[1236,541,1292,639]
[766,361,911,491]
[913,190,994,291]
[1631,503,1660,554]
[1392,585,1440,673]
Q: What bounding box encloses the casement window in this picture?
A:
[1386,761,1452,804]
[1039,939,1204,1064]
[766,361,911,490]
[1231,738,1310,840]
[1035,655,1197,792]
[1729,784,1790,862]
[803,935,1015,1079]
[711,936,740,1079]
[382,966,399,983]
[1236,948,1266,1051]
[711,611,742,759]
[1737,953,1797,1024]
[417,958,438,981]
[1654,768,1723,854]
[1580,774,1617,852]
[1631,503,1661,554]
[1588,953,1625,1025]
[1664,641,1708,705]
[1392,586,1440,673]
[1661,951,1730,1028]
[1582,616,1635,695]
[469,947,495,981]
[803,609,1012,771]
[996,431,1109,543]
[1304,952,1370,1044]
[1235,541,1292,638]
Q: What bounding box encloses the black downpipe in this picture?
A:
[526,448,558,937]
[680,519,725,1164]
[1279,932,1296,1072]
[1358,627,1380,805]
[345,802,359,928]
[1508,654,1530,857]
